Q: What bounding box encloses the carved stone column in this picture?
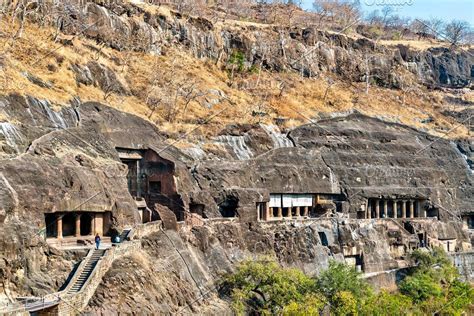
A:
[57,214,63,239]
[286,208,292,219]
[409,201,414,219]
[295,206,301,217]
[393,200,398,219]
[402,201,407,218]
[277,207,283,218]
[375,200,380,218]
[383,200,388,218]
[75,214,81,237]
[303,206,309,217]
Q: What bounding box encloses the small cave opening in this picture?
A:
[190,203,207,219]
[219,197,239,218]
[318,232,329,247]
[427,207,439,219]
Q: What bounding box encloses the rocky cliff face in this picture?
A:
[0,1,472,312]
[53,1,472,89]
[191,114,473,221]
[85,218,467,314]
[1,91,472,305]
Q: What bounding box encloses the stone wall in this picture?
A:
[450,251,474,282]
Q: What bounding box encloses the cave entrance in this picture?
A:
[80,213,93,236]
[45,213,57,238]
[62,213,76,237]
[149,180,162,194]
[190,203,206,218]
[257,202,266,221]
[418,233,426,247]
[219,197,238,218]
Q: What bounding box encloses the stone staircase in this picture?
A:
[0,228,146,315]
[67,249,106,294]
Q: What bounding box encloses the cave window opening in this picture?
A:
[318,232,329,247]
[272,207,279,217]
[219,197,238,218]
[467,216,474,229]
[427,207,439,219]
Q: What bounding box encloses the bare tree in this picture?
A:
[427,17,444,39]
[444,20,470,45]
[312,0,361,32]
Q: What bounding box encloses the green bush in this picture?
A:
[221,250,473,315]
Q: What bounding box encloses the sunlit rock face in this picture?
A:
[191,113,473,221]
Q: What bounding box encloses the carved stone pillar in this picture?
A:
[393,200,398,219]
[375,200,380,219]
[57,215,63,239]
[383,200,388,218]
[277,207,283,218]
[295,206,301,217]
[75,214,81,237]
[93,213,104,235]
[286,208,292,219]
[367,201,371,219]
[303,206,309,217]
[402,201,407,218]
[409,201,414,218]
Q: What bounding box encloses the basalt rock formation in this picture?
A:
[51,1,472,89]
[0,91,472,308]
[0,1,473,314]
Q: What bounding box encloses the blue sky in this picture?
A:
[301,0,474,24]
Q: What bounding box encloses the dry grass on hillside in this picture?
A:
[0,17,471,143]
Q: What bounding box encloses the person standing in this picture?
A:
[95,234,101,250]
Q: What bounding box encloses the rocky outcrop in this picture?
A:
[0,95,195,300]
[46,1,473,89]
[70,61,129,95]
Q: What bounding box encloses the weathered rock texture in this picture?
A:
[0,93,472,311]
[192,114,473,221]
[85,218,466,314]
[50,1,473,89]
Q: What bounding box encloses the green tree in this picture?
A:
[315,260,370,309]
[220,259,317,315]
[282,293,327,316]
[400,248,474,315]
[360,290,414,315]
